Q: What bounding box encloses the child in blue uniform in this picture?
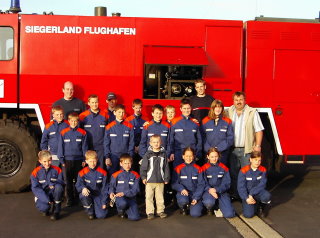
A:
[31,150,64,220]
[40,106,69,167]
[125,99,148,171]
[172,147,205,217]
[237,151,271,218]
[104,104,135,175]
[201,148,235,218]
[139,104,171,158]
[80,94,109,168]
[201,100,234,165]
[169,99,202,167]
[76,150,109,219]
[57,112,88,206]
[109,154,141,221]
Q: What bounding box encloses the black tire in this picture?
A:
[0,119,38,193]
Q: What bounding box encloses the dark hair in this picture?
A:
[152,104,164,112]
[114,104,125,111]
[182,146,195,156]
[232,91,246,99]
[206,147,221,158]
[250,151,262,159]
[132,98,143,106]
[120,153,133,163]
[180,98,191,108]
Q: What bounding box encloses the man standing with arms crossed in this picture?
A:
[227,91,264,199]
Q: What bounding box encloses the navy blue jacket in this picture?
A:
[30,165,64,203]
[40,120,69,154]
[237,165,268,200]
[75,166,108,203]
[109,168,140,198]
[79,109,108,149]
[172,162,205,201]
[170,116,202,158]
[202,162,231,194]
[57,126,88,163]
[125,114,147,147]
[139,120,171,157]
[104,120,135,158]
[201,116,234,153]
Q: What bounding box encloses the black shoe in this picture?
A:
[258,203,271,218]
[50,213,60,221]
[207,209,213,216]
[88,214,95,220]
[180,208,188,216]
[118,211,126,219]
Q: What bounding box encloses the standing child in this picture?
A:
[139,104,171,158]
[40,106,69,167]
[165,105,176,125]
[76,150,109,219]
[125,99,148,171]
[104,104,135,175]
[140,135,170,219]
[80,94,109,168]
[237,151,271,218]
[169,99,202,167]
[109,154,141,221]
[31,150,64,220]
[57,112,88,207]
[202,148,235,218]
[172,147,205,217]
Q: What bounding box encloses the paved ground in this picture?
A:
[0,164,319,238]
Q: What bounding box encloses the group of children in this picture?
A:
[32,93,271,221]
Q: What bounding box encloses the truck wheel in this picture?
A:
[0,120,38,193]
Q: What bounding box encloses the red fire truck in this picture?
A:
[0,3,320,193]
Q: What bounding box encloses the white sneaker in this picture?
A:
[214,209,223,218]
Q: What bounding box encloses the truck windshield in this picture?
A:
[0,27,14,61]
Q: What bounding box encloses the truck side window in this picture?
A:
[0,27,14,61]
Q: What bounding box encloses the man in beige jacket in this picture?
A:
[227,91,264,199]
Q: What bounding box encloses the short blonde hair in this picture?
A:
[68,112,79,120]
[51,106,63,114]
[38,150,52,160]
[85,150,98,161]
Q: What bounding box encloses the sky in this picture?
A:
[0,0,319,21]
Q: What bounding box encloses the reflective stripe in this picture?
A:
[84,125,92,128]
[205,129,213,132]
[192,176,198,179]
[246,177,252,180]
[175,129,183,132]
[207,175,212,178]
[160,134,167,136]
[49,132,56,135]
[85,179,91,183]
[148,133,154,136]
[118,181,124,184]
[180,176,187,179]
[50,178,57,181]
[129,182,134,185]
[76,139,82,142]
[217,175,223,178]
[220,129,227,132]
[192,130,196,132]
[110,134,117,137]
[96,180,102,183]
[100,125,105,127]
[123,134,129,137]
[257,176,262,180]
[64,139,70,142]
[39,180,46,183]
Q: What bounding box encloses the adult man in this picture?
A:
[106,92,118,123]
[227,91,264,198]
[52,81,86,119]
[189,79,214,124]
